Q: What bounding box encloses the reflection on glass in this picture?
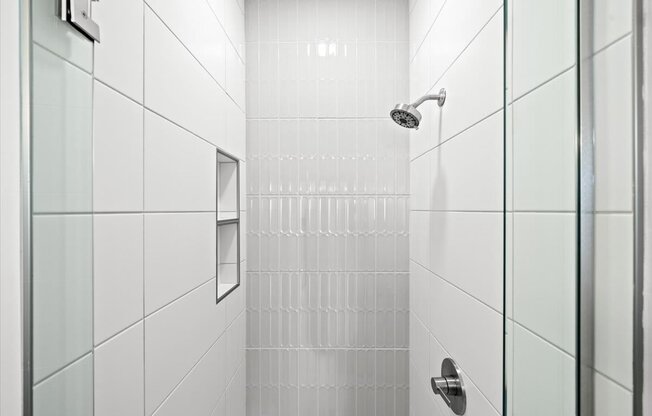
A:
[505,0,578,414]
[30,0,95,412]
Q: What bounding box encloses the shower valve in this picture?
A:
[431,358,467,415]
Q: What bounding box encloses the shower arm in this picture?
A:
[411,88,447,108]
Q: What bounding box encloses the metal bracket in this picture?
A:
[57,0,101,42]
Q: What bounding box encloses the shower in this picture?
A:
[390,88,447,129]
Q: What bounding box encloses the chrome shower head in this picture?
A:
[390,104,422,129]
[390,88,447,129]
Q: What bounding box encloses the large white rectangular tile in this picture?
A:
[93,81,144,212]
[428,334,501,416]
[144,111,216,212]
[224,0,245,58]
[429,212,503,310]
[409,211,430,269]
[425,0,502,87]
[226,362,246,416]
[594,36,633,212]
[146,0,227,88]
[410,155,429,210]
[227,43,246,108]
[595,214,633,388]
[144,7,227,147]
[593,0,632,52]
[513,213,576,353]
[226,312,247,381]
[511,323,575,416]
[409,0,445,59]
[145,280,226,414]
[409,261,430,337]
[436,12,503,142]
[428,275,503,410]
[512,0,576,98]
[94,323,144,416]
[153,335,227,416]
[93,0,144,102]
[94,214,144,344]
[32,215,93,382]
[33,354,93,416]
[226,101,246,160]
[512,70,577,212]
[144,213,216,313]
[429,112,503,211]
[594,372,633,416]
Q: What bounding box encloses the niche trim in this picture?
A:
[216,150,240,304]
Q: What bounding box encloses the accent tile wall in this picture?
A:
[408,1,505,415]
[245,1,410,415]
[29,0,247,414]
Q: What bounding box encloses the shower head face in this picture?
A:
[390,104,422,129]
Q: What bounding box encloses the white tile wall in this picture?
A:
[94,323,144,416]
[93,81,144,212]
[144,7,229,148]
[408,2,504,415]
[33,0,246,414]
[144,280,226,414]
[512,0,576,98]
[512,70,577,212]
[93,0,144,102]
[144,213,217,313]
[246,1,410,415]
[94,214,144,344]
[144,111,217,212]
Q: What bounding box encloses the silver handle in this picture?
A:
[431,358,466,415]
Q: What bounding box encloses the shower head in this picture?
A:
[390,88,446,129]
[390,104,422,129]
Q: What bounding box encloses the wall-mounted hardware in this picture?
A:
[57,0,101,42]
[390,88,447,129]
[431,358,467,415]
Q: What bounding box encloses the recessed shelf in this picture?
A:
[217,152,239,221]
[218,211,239,222]
[216,150,240,304]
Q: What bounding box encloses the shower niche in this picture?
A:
[216,150,240,303]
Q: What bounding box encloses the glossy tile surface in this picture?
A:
[246,1,410,414]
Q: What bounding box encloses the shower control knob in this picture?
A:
[431,358,466,415]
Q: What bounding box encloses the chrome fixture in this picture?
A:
[431,358,466,415]
[390,88,446,129]
[57,0,101,42]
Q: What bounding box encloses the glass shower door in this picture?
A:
[28,0,95,413]
[505,0,579,414]
[505,0,639,415]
